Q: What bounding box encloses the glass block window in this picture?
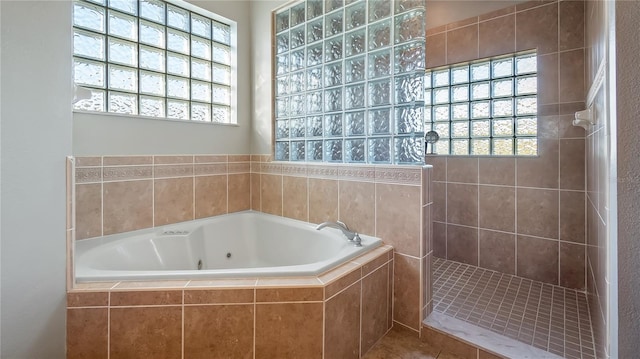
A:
[426,52,538,156]
[73,0,235,123]
[273,0,426,164]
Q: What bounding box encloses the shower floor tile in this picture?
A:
[432,258,596,359]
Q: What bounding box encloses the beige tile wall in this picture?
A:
[250,156,433,333]
[426,0,587,289]
[74,155,251,240]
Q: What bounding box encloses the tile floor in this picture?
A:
[362,325,463,359]
[433,258,596,359]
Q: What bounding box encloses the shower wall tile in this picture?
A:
[324,281,361,359]
[308,178,338,224]
[425,0,586,290]
[154,177,194,226]
[195,175,227,219]
[75,183,102,240]
[260,174,283,216]
[375,183,421,257]
[361,263,391,354]
[393,253,421,331]
[446,24,479,64]
[67,308,108,359]
[228,173,251,213]
[103,180,153,235]
[339,180,375,236]
[516,235,559,284]
[560,242,586,290]
[282,176,308,221]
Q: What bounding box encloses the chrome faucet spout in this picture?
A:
[315,221,362,247]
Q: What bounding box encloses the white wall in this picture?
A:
[73,0,253,156]
[0,1,72,357]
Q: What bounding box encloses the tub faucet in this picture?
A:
[316,221,362,247]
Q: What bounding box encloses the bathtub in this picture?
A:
[75,211,382,282]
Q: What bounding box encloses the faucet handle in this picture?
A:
[353,233,363,247]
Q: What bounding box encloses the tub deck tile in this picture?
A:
[113,280,190,290]
[187,278,258,288]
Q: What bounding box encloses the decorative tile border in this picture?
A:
[154,164,194,178]
[103,166,153,182]
[75,167,102,184]
[194,163,228,176]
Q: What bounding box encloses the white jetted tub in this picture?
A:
[75,211,382,282]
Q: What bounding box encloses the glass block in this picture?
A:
[189,59,211,81]
[307,116,323,136]
[395,41,425,73]
[516,96,537,115]
[212,63,231,85]
[212,43,231,65]
[307,140,323,161]
[368,108,391,134]
[140,0,165,24]
[108,64,137,92]
[395,136,423,163]
[191,36,212,60]
[325,88,343,112]
[306,68,321,91]
[167,76,189,99]
[451,139,469,155]
[433,122,450,138]
[471,101,490,118]
[434,139,449,155]
[108,38,137,66]
[167,52,189,77]
[290,118,306,138]
[493,79,513,97]
[433,105,450,121]
[368,49,391,78]
[307,19,323,43]
[369,0,391,21]
[74,89,105,112]
[276,9,290,33]
[326,0,344,12]
[291,71,306,93]
[167,5,189,31]
[275,141,290,161]
[368,137,391,163]
[345,29,366,57]
[191,80,212,103]
[167,99,189,119]
[425,72,432,89]
[471,82,490,100]
[394,10,424,44]
[140,20,165,48]
[191,102,211,121]
[290,2,306,27]
[395,0,424,14]
[451,121,469,138]
[425,90,432,106]
[140,45,165,72]
[108,91,137,114]
[433,70,449,87]
[516,138,537,156]
[276,76,289,96]
[345,138,366,162]
[74,2,105,32]
[369,79,391,107]
[369,19,391,49]
[326,11,344,37]
[424,105,431,122]
[108,10,137,41]
[140,71,165,96]
[276,32,289,54]
[493,58,513,78]
[516,117,537,136]
[74,29,105,60]
[395,74,424,103]
[345,84,365,109]
[471,139,490,155]
[167,29,190,54]
[493,138,513,155]
[276,120,290,139]
[493,119,514,137]
[516,53,537,75]
[325,139,343,162]
[307,0,323,20]
[191,13,211,39]
[345,111,365,136]
[471,62,490,81]
[291,141,306,161]
[290,49,305,71]
[324,114,343,136]
[276,54,289,76]
[433,88,449,104]
[324,62,342,87]
[307,43,323,66]
[493,99,513,117]
[290,25,306,49]
[452,85,469,102]
[344,3,365,31]
[517,76,537,95]
[452,103,469,120]
[395,105,424,134]
[74,58,105,88]
[471,120,490,137]
[109,0,137,15]
[451,66,469,84]
[212,104,230,123]
[290,94,305,115]
[305,91,327,114]
[325,36,343,62]
[276,97,289,118]
[346,56,366,82]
